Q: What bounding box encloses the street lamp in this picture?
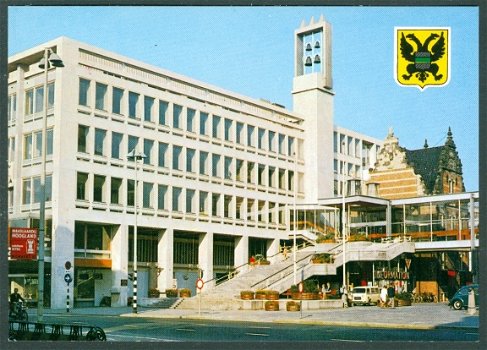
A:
[37,48,64,322]
[127,148,146,314]
[293,151,297,285]
[341,142,347,294]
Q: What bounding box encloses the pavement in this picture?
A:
[33,302,479,331]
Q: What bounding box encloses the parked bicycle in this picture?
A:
[9,301,28,321]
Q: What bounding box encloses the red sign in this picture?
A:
[196,278,204,290]
[10,228,38,260]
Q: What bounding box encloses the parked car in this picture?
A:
[449,284,479,310]
[351,286,380,306]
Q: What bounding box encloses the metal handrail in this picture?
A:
[250,252,313,290]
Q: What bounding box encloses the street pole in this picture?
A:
[293,151,297,285]
[128,149,145,314]
[342,142,347,292]
[37,48,63,322]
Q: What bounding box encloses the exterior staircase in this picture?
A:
[175,237,415,310]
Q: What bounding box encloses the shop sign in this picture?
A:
[10,227,38,260]
[375,270,409,280]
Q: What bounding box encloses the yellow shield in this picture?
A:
[395,28,450,90]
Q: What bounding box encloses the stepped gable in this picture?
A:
[369,127,465,199]
[405,127,464,195]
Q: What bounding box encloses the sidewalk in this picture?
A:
[37,302,479,331]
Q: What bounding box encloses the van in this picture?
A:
[351,286,380,306]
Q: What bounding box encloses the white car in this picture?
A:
[351,286,381,306]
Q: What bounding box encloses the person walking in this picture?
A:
[387,283,395,308]
[341,285,349,308]
[380,285,388,308]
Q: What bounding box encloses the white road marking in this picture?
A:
[176,328,196,332]
[107,334,179,342]
[245,332,270,337]
[330,338,364,342]
[248,326,271,329]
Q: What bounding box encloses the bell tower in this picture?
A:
[292,15,334,201]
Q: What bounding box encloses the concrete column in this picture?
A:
[157,228,174,291]
[50,217,75,309]
[199,231,214,290]
[386,203,392,237]
[110,224,129,306]
[235,235,249,271]
[267,238,280,263]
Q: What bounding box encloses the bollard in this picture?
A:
[467,288,476,315]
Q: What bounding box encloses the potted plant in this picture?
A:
[311,253,333,264]
[264,300,279,311]
[291,280,320,300]
[286,300,300,312]
[316,231,336,243]
[255,290,267,300]
[179,288,191,298]
[148,288,160,298]
[266,290,279,300]
[240,290,254,300]
[395,292,413,306]
[165,289,178,298]
[254,254,270,265]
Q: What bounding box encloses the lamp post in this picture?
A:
[37,48,64,322]
[293,151,297,285]
[341,142,347,293]
[128,148,146,314]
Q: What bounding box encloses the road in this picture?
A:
[38,313,478,343]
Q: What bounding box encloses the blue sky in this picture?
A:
[8,6,479,191]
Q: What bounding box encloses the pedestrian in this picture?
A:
[387,283,395,308]
[283,246,288,259]
[380,285,388,308]
[9,288,25,316]
[341,285,349,308]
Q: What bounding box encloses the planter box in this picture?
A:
[179,290,191,298]
[266,291,279,300]
[265,301,279,311]
[292,292,320,300]
[286,302,300,311]
[255,292,267,300]
[395,299,412,307]
[240,291,254,300]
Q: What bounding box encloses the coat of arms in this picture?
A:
[394,27,450,90]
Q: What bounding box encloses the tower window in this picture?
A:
[315,41,321,48]
[305,43,312,51]
[305,56,312,66]
[314,55,321,63]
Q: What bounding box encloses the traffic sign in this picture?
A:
[65,261,72,270]
[196,278,204,290]
[64,273,73,285]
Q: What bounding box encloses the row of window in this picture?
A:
[76,172,287,224]
[78,125,297,191]
[334,131,380,160]
[21,129,54,161]
[21,175,53,205]
[78,78,297,156]
[7,83,56,123]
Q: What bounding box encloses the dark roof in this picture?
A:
[405,146,444,194]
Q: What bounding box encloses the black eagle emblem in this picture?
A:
[400,32,445,83]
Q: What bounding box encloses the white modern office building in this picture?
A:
[8,17,383,308]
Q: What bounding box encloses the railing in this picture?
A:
[366,228,479,242]
[9,320,106,341]
[250,252,313,291]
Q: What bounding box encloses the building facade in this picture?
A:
[7,17,383,308]
[367,128,464,200]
